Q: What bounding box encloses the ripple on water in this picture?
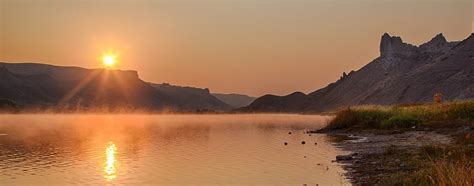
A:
[0,114,349,185]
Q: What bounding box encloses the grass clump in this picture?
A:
[445,101,474,120]
[431,155,473,186]
[325,109,359,129]
[381,114,421,129]
[376,145,474,186]
[325,100,474,130]
[326,108,392,129]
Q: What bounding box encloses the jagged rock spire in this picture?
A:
[380,33,402,56]
[419,33,448,50]
[431,33,447,43]
[380,33,417,57]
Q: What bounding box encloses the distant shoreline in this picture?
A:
[0,99,337,115]
[0,106,333,115]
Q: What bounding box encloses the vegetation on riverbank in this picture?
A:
[323,100,474,130]
[322,100,474,185]
[377,133,473,185]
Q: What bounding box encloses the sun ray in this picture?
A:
[59,70,102,105]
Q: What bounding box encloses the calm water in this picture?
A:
[0,114,348,185]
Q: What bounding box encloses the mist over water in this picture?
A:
[0,114,348,185]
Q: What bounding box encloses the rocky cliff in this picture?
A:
[242,33,474,112]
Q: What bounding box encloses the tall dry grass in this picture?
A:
[325,100,474,130]
[430,155,473,186]
[378,147,474,185]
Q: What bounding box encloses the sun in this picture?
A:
[102,54,117,68]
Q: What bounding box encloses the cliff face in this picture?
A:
[0,63,229,111]
[242,33,474,112]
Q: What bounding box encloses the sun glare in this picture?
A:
[102,54,117,68]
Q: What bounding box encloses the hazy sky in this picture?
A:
[0,0,472,96]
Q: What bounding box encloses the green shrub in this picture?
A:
[381,115,421,129]
[356,109,392,128]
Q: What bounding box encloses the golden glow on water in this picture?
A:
[104,142,117,182]
[0,114,349,185]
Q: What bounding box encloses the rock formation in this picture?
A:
[242,33,474,112]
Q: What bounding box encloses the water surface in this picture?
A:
[0,114,348,185]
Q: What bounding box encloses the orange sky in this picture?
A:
[0,0,472,96]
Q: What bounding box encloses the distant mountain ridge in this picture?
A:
[212,93,256,108]
[0,62,230,111]
[242,33,474,112]
[150,83,231,111]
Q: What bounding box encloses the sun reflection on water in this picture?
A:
[104,142,117,181]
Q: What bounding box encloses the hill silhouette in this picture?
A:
[0,62,230,112]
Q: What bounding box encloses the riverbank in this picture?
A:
[312,101,474,185]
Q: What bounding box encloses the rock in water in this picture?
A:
[336,155,353,161]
